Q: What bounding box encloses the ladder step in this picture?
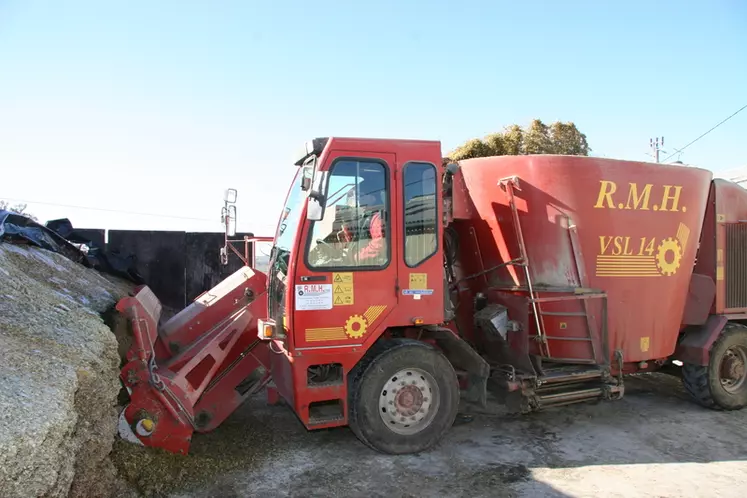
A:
[532,311,588,317]
[539,386,602,402]
[536,385,623,409]
[529,335,593,342]
[539,368,603,385]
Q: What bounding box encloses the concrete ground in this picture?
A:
[115,372,747,498]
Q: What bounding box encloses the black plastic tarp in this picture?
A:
[0,211,143,284]
[0,210,89,265]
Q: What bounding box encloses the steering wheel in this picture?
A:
[315,238,353,265]
[316,239,336,251]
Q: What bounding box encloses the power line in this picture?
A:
[662,104,747,163]
[0,196,215,222]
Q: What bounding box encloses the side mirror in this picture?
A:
[224,188,237,204]
[222,205,237,237]
[300,156,316,191]
[227,205,237,236]
[307,170,328,221]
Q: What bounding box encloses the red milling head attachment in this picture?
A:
[116,267,271,454]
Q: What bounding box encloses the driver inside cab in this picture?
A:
[308,179,387,268]
[355,187,386,265]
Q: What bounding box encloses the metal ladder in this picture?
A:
[499,176,609,366]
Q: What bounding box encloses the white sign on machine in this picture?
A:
[295,284,333,310]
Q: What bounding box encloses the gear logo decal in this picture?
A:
[655,238,682,276]
[345,315,367,339]
[595,222,690,278]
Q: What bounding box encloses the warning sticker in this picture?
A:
[640,336,650,352]
[295,284,333,311]
[409,273,427,290]
[333,272,353,284]
[333,272,354,306]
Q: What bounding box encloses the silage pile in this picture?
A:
[0,242,134,497]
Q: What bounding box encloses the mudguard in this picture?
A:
[674,315,728,366]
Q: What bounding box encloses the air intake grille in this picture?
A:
[725,223,747,309]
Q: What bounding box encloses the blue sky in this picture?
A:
[0,1,745,235]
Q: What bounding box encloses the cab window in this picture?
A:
[306,159,389,269]
[403,162,438,267]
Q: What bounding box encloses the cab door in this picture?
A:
[396,160,444,325]
[292,151,399,348]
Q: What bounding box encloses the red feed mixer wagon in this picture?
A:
[116,137,747,455]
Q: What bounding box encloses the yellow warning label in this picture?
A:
[333,272,353,284]
[409,273,427,290]
[640,336,650,352]
[717,266,724,281]
[333,273,354,306]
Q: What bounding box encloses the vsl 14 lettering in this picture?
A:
[599,236,657,256]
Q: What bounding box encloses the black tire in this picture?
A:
[348,338,459,454]
[682,323,747,410]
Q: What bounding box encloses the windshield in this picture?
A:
[274,169,305,254]
[268,167,305,323]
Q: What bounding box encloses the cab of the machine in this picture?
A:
[257,137,447,426]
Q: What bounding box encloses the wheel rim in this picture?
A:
[719,345,747,393]
[379,368,440,435]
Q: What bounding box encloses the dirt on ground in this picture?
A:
[113,372,747,498]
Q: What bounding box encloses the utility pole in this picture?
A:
[649,137,665,163]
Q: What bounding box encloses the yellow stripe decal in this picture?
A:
[305,327,346,342]
[364,305,387,324]
[677,222,690,249]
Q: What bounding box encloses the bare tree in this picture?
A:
[0,200,39,221]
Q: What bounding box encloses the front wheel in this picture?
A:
[348,339,459,454]
[682,323,747,410]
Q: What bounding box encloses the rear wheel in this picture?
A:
[348,339,459,454]
[682,323,747,410]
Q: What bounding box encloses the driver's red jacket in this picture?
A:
[357,212,384,261]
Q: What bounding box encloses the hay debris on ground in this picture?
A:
[111,399,295,497]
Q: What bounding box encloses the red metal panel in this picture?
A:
[269,344,295,405]
[682,273,716,325]
[713,179,747,314]
[694,183,717,312]
[455,155,713,364]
